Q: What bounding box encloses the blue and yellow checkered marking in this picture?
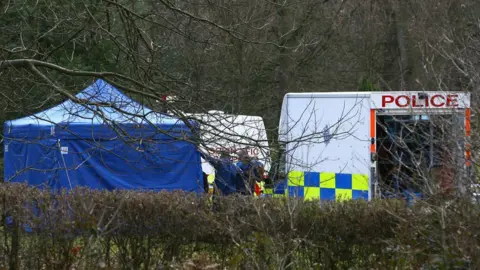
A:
[286,171,369,201]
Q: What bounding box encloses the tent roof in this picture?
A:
[6,79,184,126]
[4,79,197,139]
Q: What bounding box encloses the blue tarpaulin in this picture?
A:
[3,79,204,193]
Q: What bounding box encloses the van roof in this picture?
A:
[284,91,468,99]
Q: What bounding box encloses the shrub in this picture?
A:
[0,158,3,182]
[0,183,478,269]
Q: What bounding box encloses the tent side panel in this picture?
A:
[4,138,60,187]
[58,138,203,192]
[4,125,204,193]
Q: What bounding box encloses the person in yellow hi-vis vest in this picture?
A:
[207,173,215,195]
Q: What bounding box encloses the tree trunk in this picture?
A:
[390,0,412,91]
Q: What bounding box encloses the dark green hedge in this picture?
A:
[0,183,478,269]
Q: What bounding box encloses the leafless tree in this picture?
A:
[1,0,480,268]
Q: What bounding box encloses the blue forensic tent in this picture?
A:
[3,79,203,192]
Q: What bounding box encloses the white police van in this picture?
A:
[278,91,471,201]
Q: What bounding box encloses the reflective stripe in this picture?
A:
[254,182,262,196]
[286,171,369,201]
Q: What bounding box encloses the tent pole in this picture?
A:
[58,139,73,189]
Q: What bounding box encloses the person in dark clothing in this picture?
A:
[200,150,241,196]
[236,150,264,195]
[202,172,209,193]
